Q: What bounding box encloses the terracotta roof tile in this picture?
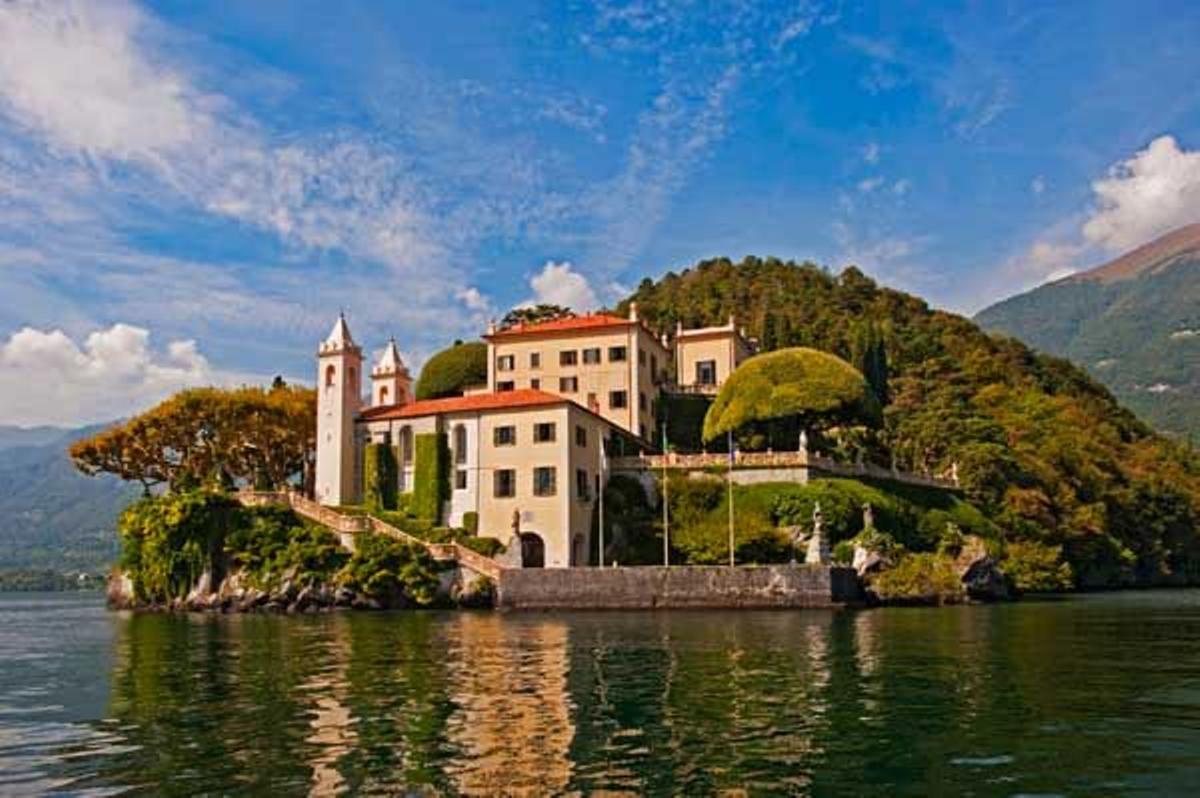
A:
[359,388,568,421]
[484,313,633,338]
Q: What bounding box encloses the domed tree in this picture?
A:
[702,347,881,446]
[414,341,488,400]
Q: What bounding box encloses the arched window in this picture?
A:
[453,424,468,465]
[348,366,357,386]
[379,385,390,404]
[324,364,336,387]
[399,427,413,464]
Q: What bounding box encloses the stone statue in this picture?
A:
[862,502,875,530]
[498,509,525,569]
[806,501,830,565]
[798,429,808,456]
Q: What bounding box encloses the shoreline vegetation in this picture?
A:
[0,569,105,592]
[64,257,1200,611]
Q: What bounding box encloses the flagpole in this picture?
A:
[662,421,669,567]
[727,430,735,567]
[598,436,606,568]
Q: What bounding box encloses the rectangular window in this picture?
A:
[497,380,515,392]
[534,422,556,443]
[638,350,647,366]
[530,352,541,369]
[455,469,468,490]
[575,425,587,447]
[533,466,556,497]
[559,376,578,393]
[608,345,628,362]
[639,392,647,410]
[650,354,658,375]
[696,359,717,386]
[530,378,540,390]
[582,347,601,364]
[494,469,515,498]
[497,354,515,371]
[576,468,591,500]
[494,426,516,446]
[587,392,598,410]
[560,350,577,366]
[609,390,628,409]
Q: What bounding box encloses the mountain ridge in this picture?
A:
[977,224,1200,439]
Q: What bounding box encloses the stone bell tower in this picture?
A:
[371,338,412,407]
[316,313,362,506]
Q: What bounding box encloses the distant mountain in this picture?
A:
[0,424,137,572]
[976,224,1200,439]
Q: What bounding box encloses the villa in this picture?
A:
[314,306,753,568]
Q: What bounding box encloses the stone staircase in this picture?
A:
[236,490,503,581]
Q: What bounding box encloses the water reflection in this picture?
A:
[5,592,1200,796]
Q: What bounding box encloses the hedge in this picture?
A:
[412,432,450,523]
[363,443,398,511]
[415,341,488,400]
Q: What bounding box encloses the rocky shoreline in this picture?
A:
[107,565,494,613]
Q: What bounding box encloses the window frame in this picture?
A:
[609,390,628,409]
[559,350,578,366]
[533,422,556,443]
[608,345,628,362]
[533,466,557,497]
[494,469,516,498]
[493,425,516,446]
[559,376,578,393]
[582,347,601,364]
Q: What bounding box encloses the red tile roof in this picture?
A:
[484,313,633,338]
[359,388,569,421]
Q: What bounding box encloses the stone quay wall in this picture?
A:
[496,564,861,610]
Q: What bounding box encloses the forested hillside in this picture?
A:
[0,425,135,572]
[621,256,1200,588]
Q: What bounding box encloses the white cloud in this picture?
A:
[892,178,911,196]
[0,323,242,426]
[0,0,213,163]
[525,261,598,311]
[1031,175,1046,195]
[1082,135,1200,252]
[857,176,885,193]
[862,141,881,165]
[455,287,491,312]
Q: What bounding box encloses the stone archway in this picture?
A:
[520,533,545,568]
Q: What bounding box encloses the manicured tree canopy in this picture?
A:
[414,341,487,400]
[702,347,880,442]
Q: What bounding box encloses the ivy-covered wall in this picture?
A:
[412,432,450,523]
[363,443,398,511]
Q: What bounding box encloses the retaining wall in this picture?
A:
[496,565,861,610]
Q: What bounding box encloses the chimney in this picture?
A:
[628,302,639,321]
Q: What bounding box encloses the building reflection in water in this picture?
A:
[440,613,574,796]
[299,615,356,798]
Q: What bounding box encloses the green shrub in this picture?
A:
[412,433,449,523]
[363,443,398,511]
[666,477,790,564]
[1002,540,1074,592]
[117,491,239,602]
[462,511,479,534]
[337,532,439,605]
[225,509,346,589]
[832,540,854,564]
[459,536,506,557]
[414,341,487,400]
[703,347,881,441]
[871,552,964,604]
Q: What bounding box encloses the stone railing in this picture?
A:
[610,451,959,490]
[236,490,503,581]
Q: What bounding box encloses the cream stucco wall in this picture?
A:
[486,324,668,443]
[675,328,753,389]
[363,401,617,568]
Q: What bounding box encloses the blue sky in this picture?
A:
[2,0,1200,425]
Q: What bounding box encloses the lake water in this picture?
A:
[2,592,1200,796]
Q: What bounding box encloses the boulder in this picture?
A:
[852,545,889,578]
[955,536,1010,602]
